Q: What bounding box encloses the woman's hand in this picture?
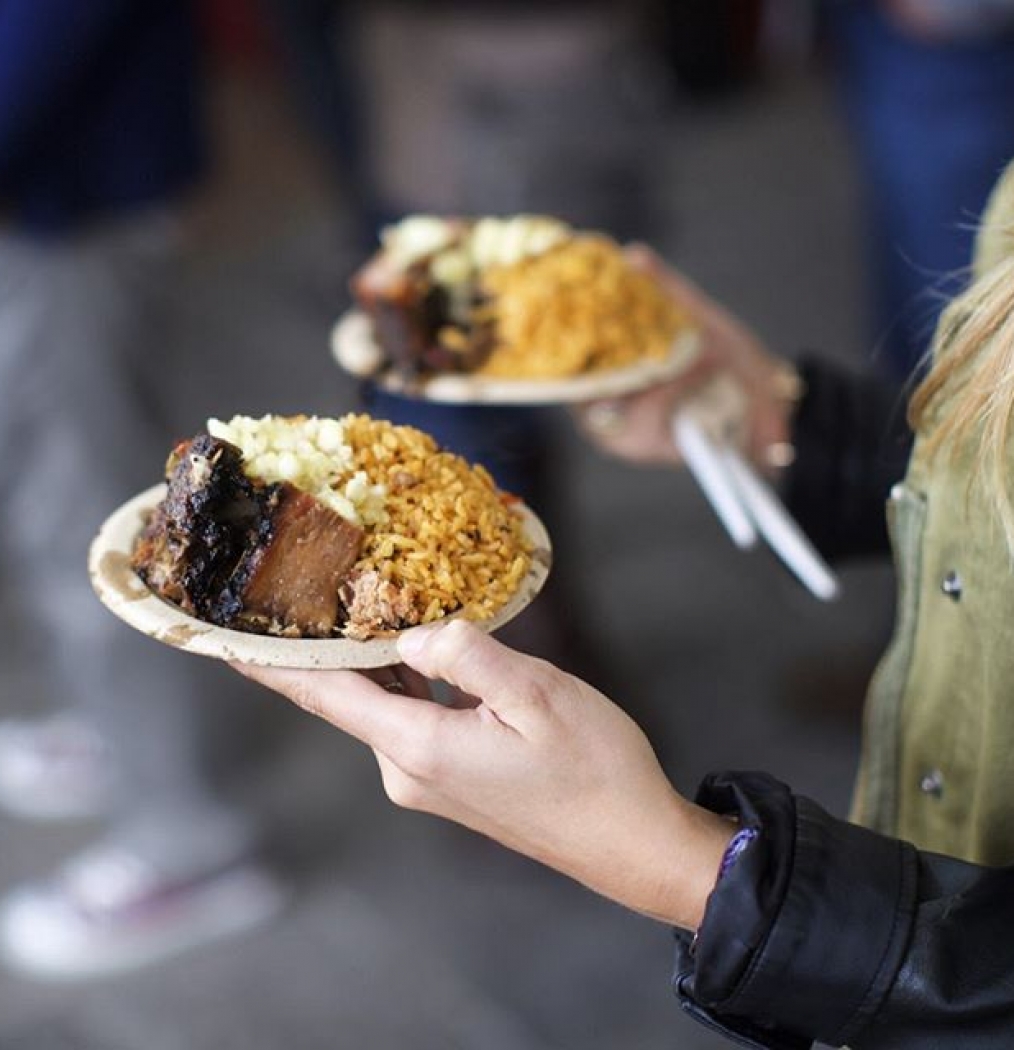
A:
[235,620,732,930]
[576,246,800,474]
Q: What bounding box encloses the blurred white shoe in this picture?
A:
[0,716,116,822]
[0,844,287,981]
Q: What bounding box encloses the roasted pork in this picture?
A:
[132,434,364,637]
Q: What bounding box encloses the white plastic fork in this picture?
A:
[672,414,839,601]
[672,414,757,551]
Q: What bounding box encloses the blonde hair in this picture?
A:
[909,164,1014,550]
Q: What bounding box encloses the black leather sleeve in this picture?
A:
[781,357,913,561]
[672,772,1014,1049]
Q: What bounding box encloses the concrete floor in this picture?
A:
[0,48,896,1050]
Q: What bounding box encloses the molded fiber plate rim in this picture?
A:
[88,483,552,670]
[330,309,700,405]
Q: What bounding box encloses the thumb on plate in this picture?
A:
[397,620,556,719]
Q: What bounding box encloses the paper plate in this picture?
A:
[330,309,699,405]
[89,484,552,670]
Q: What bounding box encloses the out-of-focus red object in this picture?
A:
[197,0,279,69]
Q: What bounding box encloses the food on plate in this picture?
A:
[348,215,690,380]
[131,414,531,640]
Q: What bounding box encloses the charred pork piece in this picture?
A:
[218,485,363,637]
[133,435,262,619]
[352,257,493,377]
[352,257,436,375]
[133,433,365,637]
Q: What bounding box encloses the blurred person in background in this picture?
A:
[350,0,667,496]
[0,0,283,981]
[254,0,382,253]
[239,157,1014,1049]
[825,0,1014,378]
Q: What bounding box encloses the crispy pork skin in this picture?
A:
[132,435,261,619]
[132,434,364,637]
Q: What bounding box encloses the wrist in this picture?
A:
[626,794,735,931]
[673,802,739,930]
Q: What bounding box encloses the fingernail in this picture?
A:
[397,623,442,660]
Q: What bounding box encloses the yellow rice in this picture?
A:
[477,235,688,378]
[342,415,530,624]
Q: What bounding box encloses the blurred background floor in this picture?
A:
[0,14,895,1049]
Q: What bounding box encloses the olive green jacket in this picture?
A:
[853,164,1014,865]
[853,436,1014,865]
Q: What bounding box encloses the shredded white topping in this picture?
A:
[379,215,572,288]
[379,216,458,269]
[206,414,388,527]
[467,216,570,271]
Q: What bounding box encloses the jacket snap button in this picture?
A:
[920,769,945,798]
[941,571,962,600]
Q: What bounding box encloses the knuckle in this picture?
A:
[398,735,442,781]
[520,676,553,711]
[384,773,427,811]
[433,619,474,661]
[424,620,485,683]
[386,719,444,781]
[517,658,559,708]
